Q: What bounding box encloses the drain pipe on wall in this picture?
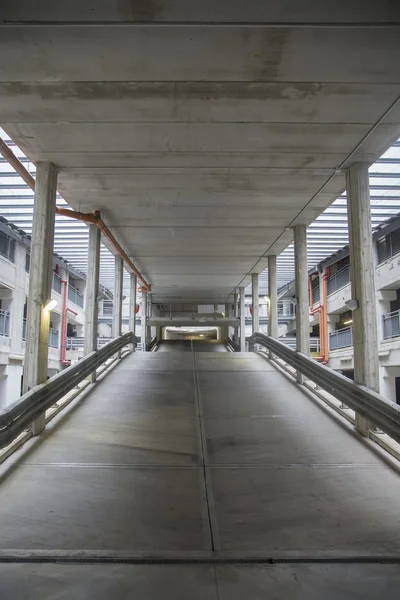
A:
[0,137,151,293]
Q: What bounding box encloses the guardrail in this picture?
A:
[383,309,400,340]
[280,337,320,354]
[146,336,158,352]
[66,337,113,350]
[329,326,353,350]
[248,332,400,444]
[0,332,136,450]
[327,264,350,296]
[68,284,84,308]
[226,336,239,352]
[0,309,10,337]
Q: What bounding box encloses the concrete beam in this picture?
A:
[239,286,246,352]
[251,273,259,335]
[23,162,57,435]
[294,224,310,383]
[346,162,379,436]
[84,223,101,382]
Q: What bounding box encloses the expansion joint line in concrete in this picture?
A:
[190,342,220,552]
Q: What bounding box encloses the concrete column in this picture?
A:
[23,162,57,435]
[141,292,147,351]
[84,224,101,382]
[233,290,239,343]
[239,286,246,351]
[346,163,379,436]
[268,255,278,339]
[112,255,123,339]
[293,224,310,383]
[214,302,218,320]
[251,273,259,335]
[146,293,152,344]
[129,273,137,344]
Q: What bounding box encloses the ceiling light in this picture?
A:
[343,319,353,325]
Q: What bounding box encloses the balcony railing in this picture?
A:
[280,336,320,354]
[0,309,10,337]
[327,264,350,296]
[66,337,112,350]
[329,326,353,350]
[68,284,84,308]
[48,327,59,349]
[52,272,62,294]
[383,309,400,340]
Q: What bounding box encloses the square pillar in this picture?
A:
[293,224,310,383]
[251,273,259,335]
[268,255,278,358]
[233,291,239,343]
[346,163,379,436]
[84,223,101,382]
[112,255,123,339]
[141,291,147,352]
[129,273,137,349]
[239,287,246,351]
[23,162,57,435]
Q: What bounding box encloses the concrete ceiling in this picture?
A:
[1,2,400,303]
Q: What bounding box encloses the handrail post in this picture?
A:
[129,274,137,351]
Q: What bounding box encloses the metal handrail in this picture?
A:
[248,332,400,443]
[0,332,136,450]
[146,336,158,352]
[226,336,239,352]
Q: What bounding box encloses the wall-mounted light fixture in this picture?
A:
[345,299,359,312]
[44,299,57,312]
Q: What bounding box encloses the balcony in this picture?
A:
[0,309,10,337]
[327,264,350,296]
[329,326,353,351]
[68,284,84,308]
[383,309,400,341]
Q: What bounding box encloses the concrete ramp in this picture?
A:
[1,351,400,597]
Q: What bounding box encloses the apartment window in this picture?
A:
[25,251,30,273]
[0,231,15,262]
[377,228,400,264]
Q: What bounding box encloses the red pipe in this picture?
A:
[60,280,70,365]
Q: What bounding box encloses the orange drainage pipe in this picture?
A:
[0,137,151,292]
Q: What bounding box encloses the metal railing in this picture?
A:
[377,228,400,264]
[0,332,136,450]
[52,272,62,294]
[48,327,59,349]
[280,337,321,354]
[66,337,112,350]
[0,309,10,337]
[383,309,400,340]
[329,326,353,350]
[248,332,400,444]
[68,284,84,308]
[146,336,158,352]
[327,264,350,296]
